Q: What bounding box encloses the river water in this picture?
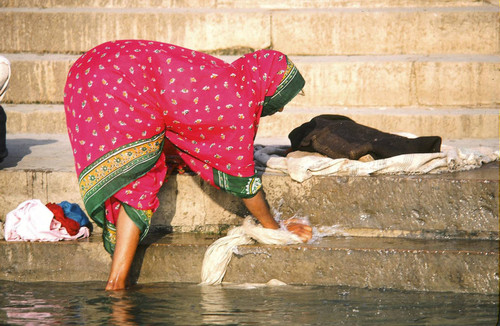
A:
[0,281,498,325]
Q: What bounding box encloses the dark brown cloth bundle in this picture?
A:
[288,115,442,160]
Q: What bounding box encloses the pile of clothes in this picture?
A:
[255,115,499,182]
[288,115,442,160]
[3,199,91,242]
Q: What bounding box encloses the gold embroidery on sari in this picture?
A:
[79,132,164,203]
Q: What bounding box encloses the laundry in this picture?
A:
[58,201,92,231]
[46,203,81,236]
[4,199,90,242]
[255,143,499,183]
[288,115,442,160]
[200,216,303,285]
[255,136,499,183]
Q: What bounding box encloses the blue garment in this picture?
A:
[58,201,92,230]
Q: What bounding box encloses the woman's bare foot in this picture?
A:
[105,206,140,291]
[105,275,128,291]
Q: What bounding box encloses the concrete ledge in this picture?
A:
[291,55,500,108]
[217,0,500,8]
[5,105,68,134]
[260,107,500,139]
[1,0,495,8]
[262,163,499,240]
[2,54,499,108]
[1,0,218,7]
[0,8,271,54]
[0,7,498,55]
[225,237,499,294]
[0,134,497,239]
[2,54,74,105]
[4,104,500,140]
[0,235,497,294]
[272,7,500,55]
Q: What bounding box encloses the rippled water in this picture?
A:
[0,281,498,325]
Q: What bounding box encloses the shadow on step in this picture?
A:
[0,138,57,168]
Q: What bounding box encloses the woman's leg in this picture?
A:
[105,205,141,291]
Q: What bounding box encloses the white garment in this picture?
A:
[200,217,302,285]
[4,199,90,242]
[200,139,499,285]
[0,55,11,102]
[255,142,499,183]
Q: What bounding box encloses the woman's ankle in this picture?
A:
[105,277,128,291]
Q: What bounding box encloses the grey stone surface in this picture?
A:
[1,0,496,8]
[272,7,500,55]
[2,54,499,109]
[0,8,271,54]
[0,1,498,294]
[225,237,499,294]
[0,7,498,55]
[0,134,497,239]
[262,164,499,239]
[3,104,500,140]
[0,234,497,294]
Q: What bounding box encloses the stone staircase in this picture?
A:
[0,0,498,294]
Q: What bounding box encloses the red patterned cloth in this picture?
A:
[63,40,304,253]
[45,203,80,236]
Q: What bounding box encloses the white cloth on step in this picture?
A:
[4,199,90,242]
[255,141,499,183]
[200,217,302,285]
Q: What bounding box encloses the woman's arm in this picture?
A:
[211,168,312,241]
[242,190,312,242]
[241,190,280,229]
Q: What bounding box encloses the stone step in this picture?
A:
[2,53,499,108]
[0,234,497,294]
[262,107,499,139]
[0,133,497,239]
[4,104,499,139]
[0,7,498,55]
[1,0,497,8]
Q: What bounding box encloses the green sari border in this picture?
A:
[123,203,152,242]
[101,203,153,255]
[78,132,165,228]
[261,57,305,117]
[213,168,262,198]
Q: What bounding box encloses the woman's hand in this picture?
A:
[242,191,313,243]
[283,218,313,243]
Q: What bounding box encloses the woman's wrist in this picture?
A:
[241,190,279,229]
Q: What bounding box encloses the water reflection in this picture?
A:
[200,285,236,325]
[0,281,498,325]
[108,291,139,326]
[3,292,63,325]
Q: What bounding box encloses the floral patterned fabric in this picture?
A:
[64,40,304,253]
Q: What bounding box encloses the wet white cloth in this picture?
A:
[200,217,302,285]
[255,142,500,183]
[4,199,90,242]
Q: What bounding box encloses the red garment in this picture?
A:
[46,203,80,236]
[65,40,290,181]
[63,40,304,250]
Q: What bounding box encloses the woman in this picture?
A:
[64,40,311,290]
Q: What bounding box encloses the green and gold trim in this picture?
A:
[261,57,305,117]
[103,204,153,254]
[213,168,262,198]
[78,132,164,229]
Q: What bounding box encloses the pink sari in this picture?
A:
[64,40,304,253]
